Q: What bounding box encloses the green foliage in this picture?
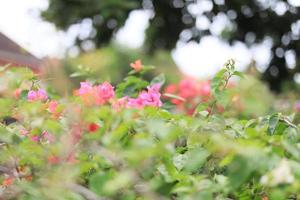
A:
[58,46,179,90]
[0,62,300,200]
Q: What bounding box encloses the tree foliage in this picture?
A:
[42,0,300,91]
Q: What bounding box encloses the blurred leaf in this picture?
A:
[150,73,165,86]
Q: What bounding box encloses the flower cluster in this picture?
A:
[164,79,211,114]
[75,81,115,105]
[127,84,163,109]
[75,81,163,110]
[20,129,55,144]
[27,89,48,102]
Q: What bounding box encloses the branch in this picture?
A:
[67,183,109,200]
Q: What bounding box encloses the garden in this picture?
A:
[1,0,300,199]
[0,59,300,200]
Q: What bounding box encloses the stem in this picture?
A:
[208,71,233,116]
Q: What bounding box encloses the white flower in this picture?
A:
[260,159,294,186]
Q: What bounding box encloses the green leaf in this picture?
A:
[184,147,210,173]
[233,71,245,78]
[89,171,113,196]
[268,113,279,135]
[193,102,210,116]
[228,156,254,190]
[150,73,165,86]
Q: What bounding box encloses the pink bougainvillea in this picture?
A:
[41,130,55,143]
[74,80,162,109]
[94,82,115,105]
[127,84,162,109]
[27,89,48,102]
[75,81,115,106]
[30,135,39,142]
[112,96,128,112]
[48,100,58,113]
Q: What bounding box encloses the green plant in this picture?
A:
[0,61,299,200]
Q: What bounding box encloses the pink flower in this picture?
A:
[67,152,78,164]
[75,82,95,105]
[37,89,48,101]
[48,101,58,113]
[178,79,199,99]
[295,101,300,112]
[96,82,115,102]
[75,81,115,106]
[127,84,162,108]
[27,90,38,101]
[78,82,93,95]
[112,97,128,111]
[20,129,29,137]
[139,84,162,107]
[30,135,39,142]
[199,81,211,96]
[127,97,144,109]
[27,89,48,102]
[41,130,55,143]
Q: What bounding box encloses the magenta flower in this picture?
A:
[94,82,115,105]
[75,81,115,105]
[41,130,55,143]
[97,82,115,100]
[37,89,48,101]
[78,82,93,95]
[127,84,162,108]
[27,89,48,102]
[127,97,144,109]
[30,135,39,142]
[27,90,38,101]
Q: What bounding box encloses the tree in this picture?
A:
[42,0,300,91]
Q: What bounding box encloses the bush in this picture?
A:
[0,61,300,200]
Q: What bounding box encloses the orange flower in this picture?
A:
[2,178,13,186]
[130,59,142,72]
[14,88,21,99]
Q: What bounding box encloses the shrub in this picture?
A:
[0,61,299,200]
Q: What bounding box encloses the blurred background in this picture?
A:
[0,0,300,93]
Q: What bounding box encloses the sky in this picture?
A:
[0,0,299,78]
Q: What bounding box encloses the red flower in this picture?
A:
[178,79,199,99]
[14,88,21,99]
[88,123,100,133]
[48,155,60,165]
[164,84,177,94]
